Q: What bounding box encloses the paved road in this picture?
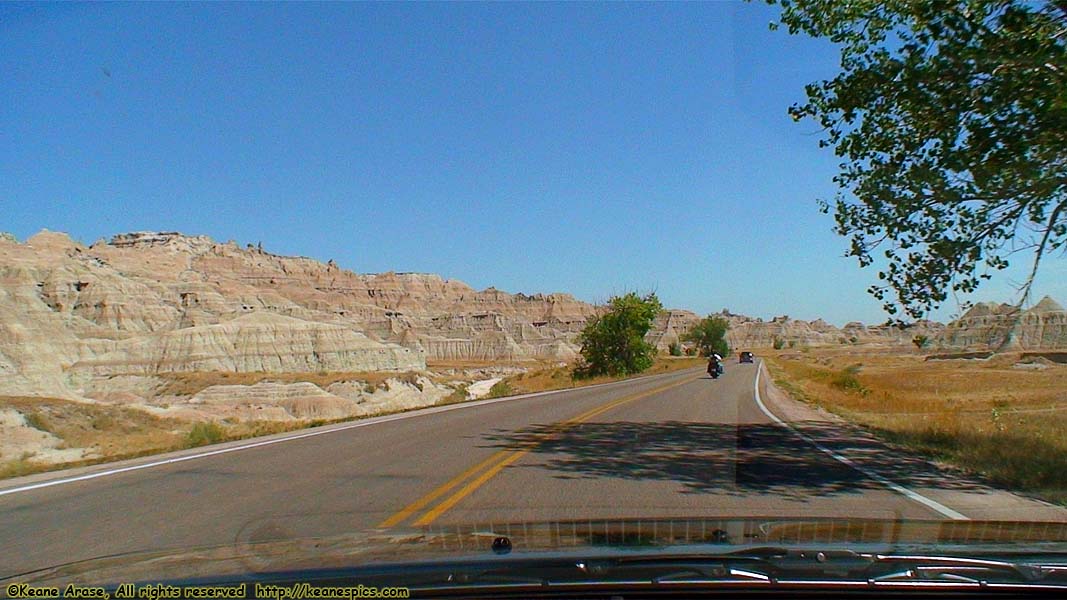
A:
[1,361,1063,577]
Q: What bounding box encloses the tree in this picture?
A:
[684,316,731,358]
[912,334,930,349]
[771,0,1067,320]
[668,341,683,356]
[574,292,663,378]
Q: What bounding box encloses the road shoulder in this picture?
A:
[756,361,1067,522]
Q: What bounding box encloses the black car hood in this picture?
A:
[8,517,1067,586]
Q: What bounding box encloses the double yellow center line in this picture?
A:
[378,374,698,528]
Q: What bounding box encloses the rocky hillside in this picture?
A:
[13,228,1061,472]
[0,230,607,399]
[5,229,1061,404]
[937,296,1067,351]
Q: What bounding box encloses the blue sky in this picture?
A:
[2,2,1063,325]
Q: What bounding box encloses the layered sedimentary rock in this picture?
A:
[937,296,1067,350]
[6,229,1059,404]
[688,310,943,350]
[87,231,597,362]
[0,230,600,399]
[69,312,423,376]
[647,310,703,351]
[0,231,427,398]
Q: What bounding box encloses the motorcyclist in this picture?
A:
[707,352,723,377]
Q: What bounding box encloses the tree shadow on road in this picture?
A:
[480,420,991,500]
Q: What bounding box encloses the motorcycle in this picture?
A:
[707,360,724,379]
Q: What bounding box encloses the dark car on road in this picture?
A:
[739,351,754,363]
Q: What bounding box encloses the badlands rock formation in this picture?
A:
[5,228,1060,407]
[0,230,608,403]
[937,296,1067,350]
[27,228,1062,469]
[652,309,945,351]
[0,231,425,399]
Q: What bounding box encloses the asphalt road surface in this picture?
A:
[1,360,1064,577]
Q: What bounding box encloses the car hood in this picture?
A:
[8,517,1067,586]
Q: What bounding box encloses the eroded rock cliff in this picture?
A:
[5,229,1059,404]
[937,296,1067,350]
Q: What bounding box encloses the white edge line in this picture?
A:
[751,360,969,521]
[0,366,702,497]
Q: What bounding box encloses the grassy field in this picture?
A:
[764,348,1067,505]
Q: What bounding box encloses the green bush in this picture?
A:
[683,316,730,358]
[830,369,868,394]
[668,342,682,356]
[487,380,514,398]
[440,384,469,405]
[574,292,662,378]
[772,337,786,350]
[186,422,225,447]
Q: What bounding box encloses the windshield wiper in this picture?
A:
[599,548,1067,587]
[412,548,1067,592]
[869,554,1067,585]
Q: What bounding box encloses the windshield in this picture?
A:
[1,0,1065,594]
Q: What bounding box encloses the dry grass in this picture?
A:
[157,370,425,396]
[0,396,326,479]
[427,359,544,370]
[0,454,38,479]
[504,357,706,396]
[764,349,1067,505]
[1,396,188,456]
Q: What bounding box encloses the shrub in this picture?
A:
[488,380,514,398]
[668,342,682,356]
[575,292,662,378]
[186,422,225,447]
[440,384,469,405]
[830,369,867,394]
[0,453,37,479]
[772,337,785,350]
[24,411,52,433]
[683,316,730,358]
[91,414,116,431]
